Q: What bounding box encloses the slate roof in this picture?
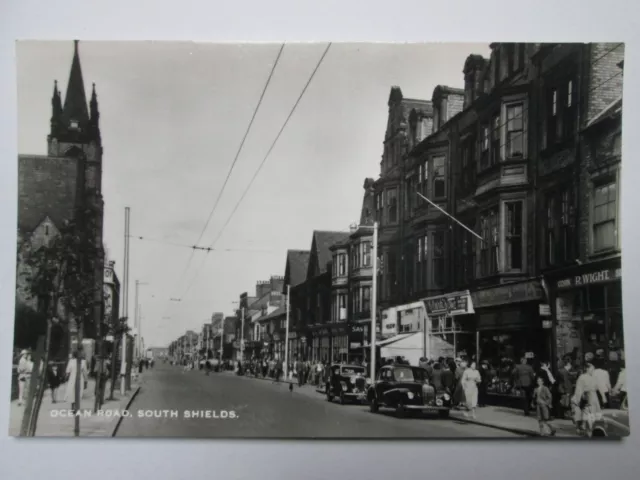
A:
[285,249,310,287]
[259,305,286,322]
[18,154,79,234]
[311,230,350,276]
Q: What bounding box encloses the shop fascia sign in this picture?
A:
[424,290,474,316]
[103,264,115,286]
[556,267,621,290]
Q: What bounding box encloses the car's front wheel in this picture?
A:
[369,396,379,413]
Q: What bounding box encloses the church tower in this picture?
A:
[47,40,103,194]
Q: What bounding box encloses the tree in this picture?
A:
[17,187,103,436]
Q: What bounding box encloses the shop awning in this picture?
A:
[376,333,416,347]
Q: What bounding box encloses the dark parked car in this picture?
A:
[367,364,452,418]
[325,364,369,404]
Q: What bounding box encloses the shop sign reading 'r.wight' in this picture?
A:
[556,268,621,289]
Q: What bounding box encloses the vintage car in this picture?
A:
[325,364,370,404]
[367,364,452,418]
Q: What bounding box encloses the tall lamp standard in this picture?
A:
[350,221,378,383]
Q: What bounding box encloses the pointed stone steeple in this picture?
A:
[89,82,101,144]
[62,40,90,128]
[50,80,63,133]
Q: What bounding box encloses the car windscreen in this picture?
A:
[410,368,428,382]
[393,367,415,382]
[341,367,365,375]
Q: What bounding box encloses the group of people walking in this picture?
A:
[16,349,89,410]
[414,353,627,437]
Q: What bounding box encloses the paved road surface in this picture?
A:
[116,363,523,438]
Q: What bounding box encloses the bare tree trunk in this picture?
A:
[27,319,52,436]
[74,319,83,437]
[28,257,67,437]
[108,334,120,400]
[20,336,45,437]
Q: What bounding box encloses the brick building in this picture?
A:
[15,41,105,359]
[366,43,624,401]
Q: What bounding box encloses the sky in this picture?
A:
[16,41,489,348]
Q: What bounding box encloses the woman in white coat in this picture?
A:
[64,352,88,408]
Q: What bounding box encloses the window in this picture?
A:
[387,188,398,224]
[352,243,360,270]
[546,197,556,266]
[362,287,371,313]
[564,80,576,139]
[386,252,397,299]
[338,294,347,321]
[422,160,429,195]
[404,177,413,214]
[460,136,476,195]
[432,231,446,287]
[480,125,490,169]
[491,115,500,165]
[479,208,499,276]
[593,181,617,252]
[506,104,524,158]
[462,236,474,284]
[613,133,622,156]
[375,193,383,223]
[418,164,423,197]
[505,201,523,270]
[544,77,577,149]
[338,253,346,276]
[362,242,371,267]
[559,189,575,263]
[433,156,446,198]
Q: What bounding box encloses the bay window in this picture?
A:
[506,103,524,158]
[505,201,523,270]
[433,156,446,199]
[387,188,398,224]
[593,180,617,252]
[338,253,347,276]
[362,241,371,267]
[491,115,500,165]
[362,287,371,313]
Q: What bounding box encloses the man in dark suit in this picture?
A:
[513,357,536,416]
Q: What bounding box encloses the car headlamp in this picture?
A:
[341,384,348,391]
[407,392,414,399]
[436,399,443,406]
[443,393,450,401]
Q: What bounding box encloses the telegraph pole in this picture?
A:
[120,207,130,395]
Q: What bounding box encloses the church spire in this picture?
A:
[50,80,63,134]
[62,40,89,127]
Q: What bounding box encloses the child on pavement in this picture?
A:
[534,375,556,436]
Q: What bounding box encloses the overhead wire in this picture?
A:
[178,42,333,301]
[164,44,285,306]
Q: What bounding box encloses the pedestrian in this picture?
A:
[46,364,61,403]
[64,352,88,411]
[441,358,455,393]
[478,360,490,407]
[461,361,481,419]
[593,358,611,408]
[556,356,574,419]
[572,361,602,437]
[315,361,323,387]
[431,360,443,392]
[295,358,303,386]
[612,361,627,410]
[533,375,556,436]
[451,359,466,408]
[17,350,33,406]
[275,358,283,383]
[512,356,536,416]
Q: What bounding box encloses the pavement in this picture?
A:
[9,377,140,437]
[116,363,524,438]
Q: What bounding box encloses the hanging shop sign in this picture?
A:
[471,281,543,309]
[424,291,474,316]
[556,267,621,290]
[539,304,551,317]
